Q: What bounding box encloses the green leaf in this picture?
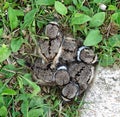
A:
[2,88,17,95]
[17,59,25,66]
[0,64,16,78]
[55,1,67,15]
[21,100,28,117]
[80,6,92,16]
[73,0,78,5]
[28,108,44,117]
[71,13,91,25]
[11,37,24,52]
[64,0,72,5]
[108,5,117,11]
[37,21,46,29]
[22,9,38,29]
[93,0,111,3]
[89,12,105,27]
[0,44,11,63]
[111,12,120,25]
[0,95,4,105]
[3,2,9,10]
[22,73,32,85]
[0,80,3,88]
[36,0,55,5]
[22,75,40,96]
[14,10,24,16]
[8,7,19,30]
[17,77,23,89]
[100,54,115,66]
[0,28,3,37]
[53,99,60,108]
[0,106,8,117]
[16,93,30,102]
[68,5,75,12]
[29,97,44,108]
[84,29,102,46]
[108,35,120,47]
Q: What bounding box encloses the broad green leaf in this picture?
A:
[68,5,75,12]
[64,0,72,5]
[93,0,111,3]
[0,95,4,105]
[111,12,120,25]
[100,54,115,66]
[84,29,102,46]
[28,108,44,117]
[0,106,8,117]
[73,0,78,5]
[108,35,120,47]
[22,73,32,85]
[0,64,16,78]
[2,88,17,95]
[8,7,18,30]
[0,28,3,37]
[11,37,24,52]
[14,10,24,16]
[21,9,38,29]
[80,6,92,16]
[36,0,55,5]
[22,75,40,96]
[29,97,44,108]
[72,0,84,9]
[17,59,25,66]
[108,5,117,11]
[71,13,91,25]
[55,1,67,15]
[37,20,46,29]
[3,2,9,10]
[16,93,30,102]
[0,44,11,63]
[21,100,28,117]
[89,12,105,27]
[0,80,3,88]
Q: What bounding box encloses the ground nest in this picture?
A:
[32,22,97,102]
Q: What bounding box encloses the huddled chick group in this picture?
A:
[33,22,97,101]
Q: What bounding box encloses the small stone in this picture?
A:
[99,3,107,11]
